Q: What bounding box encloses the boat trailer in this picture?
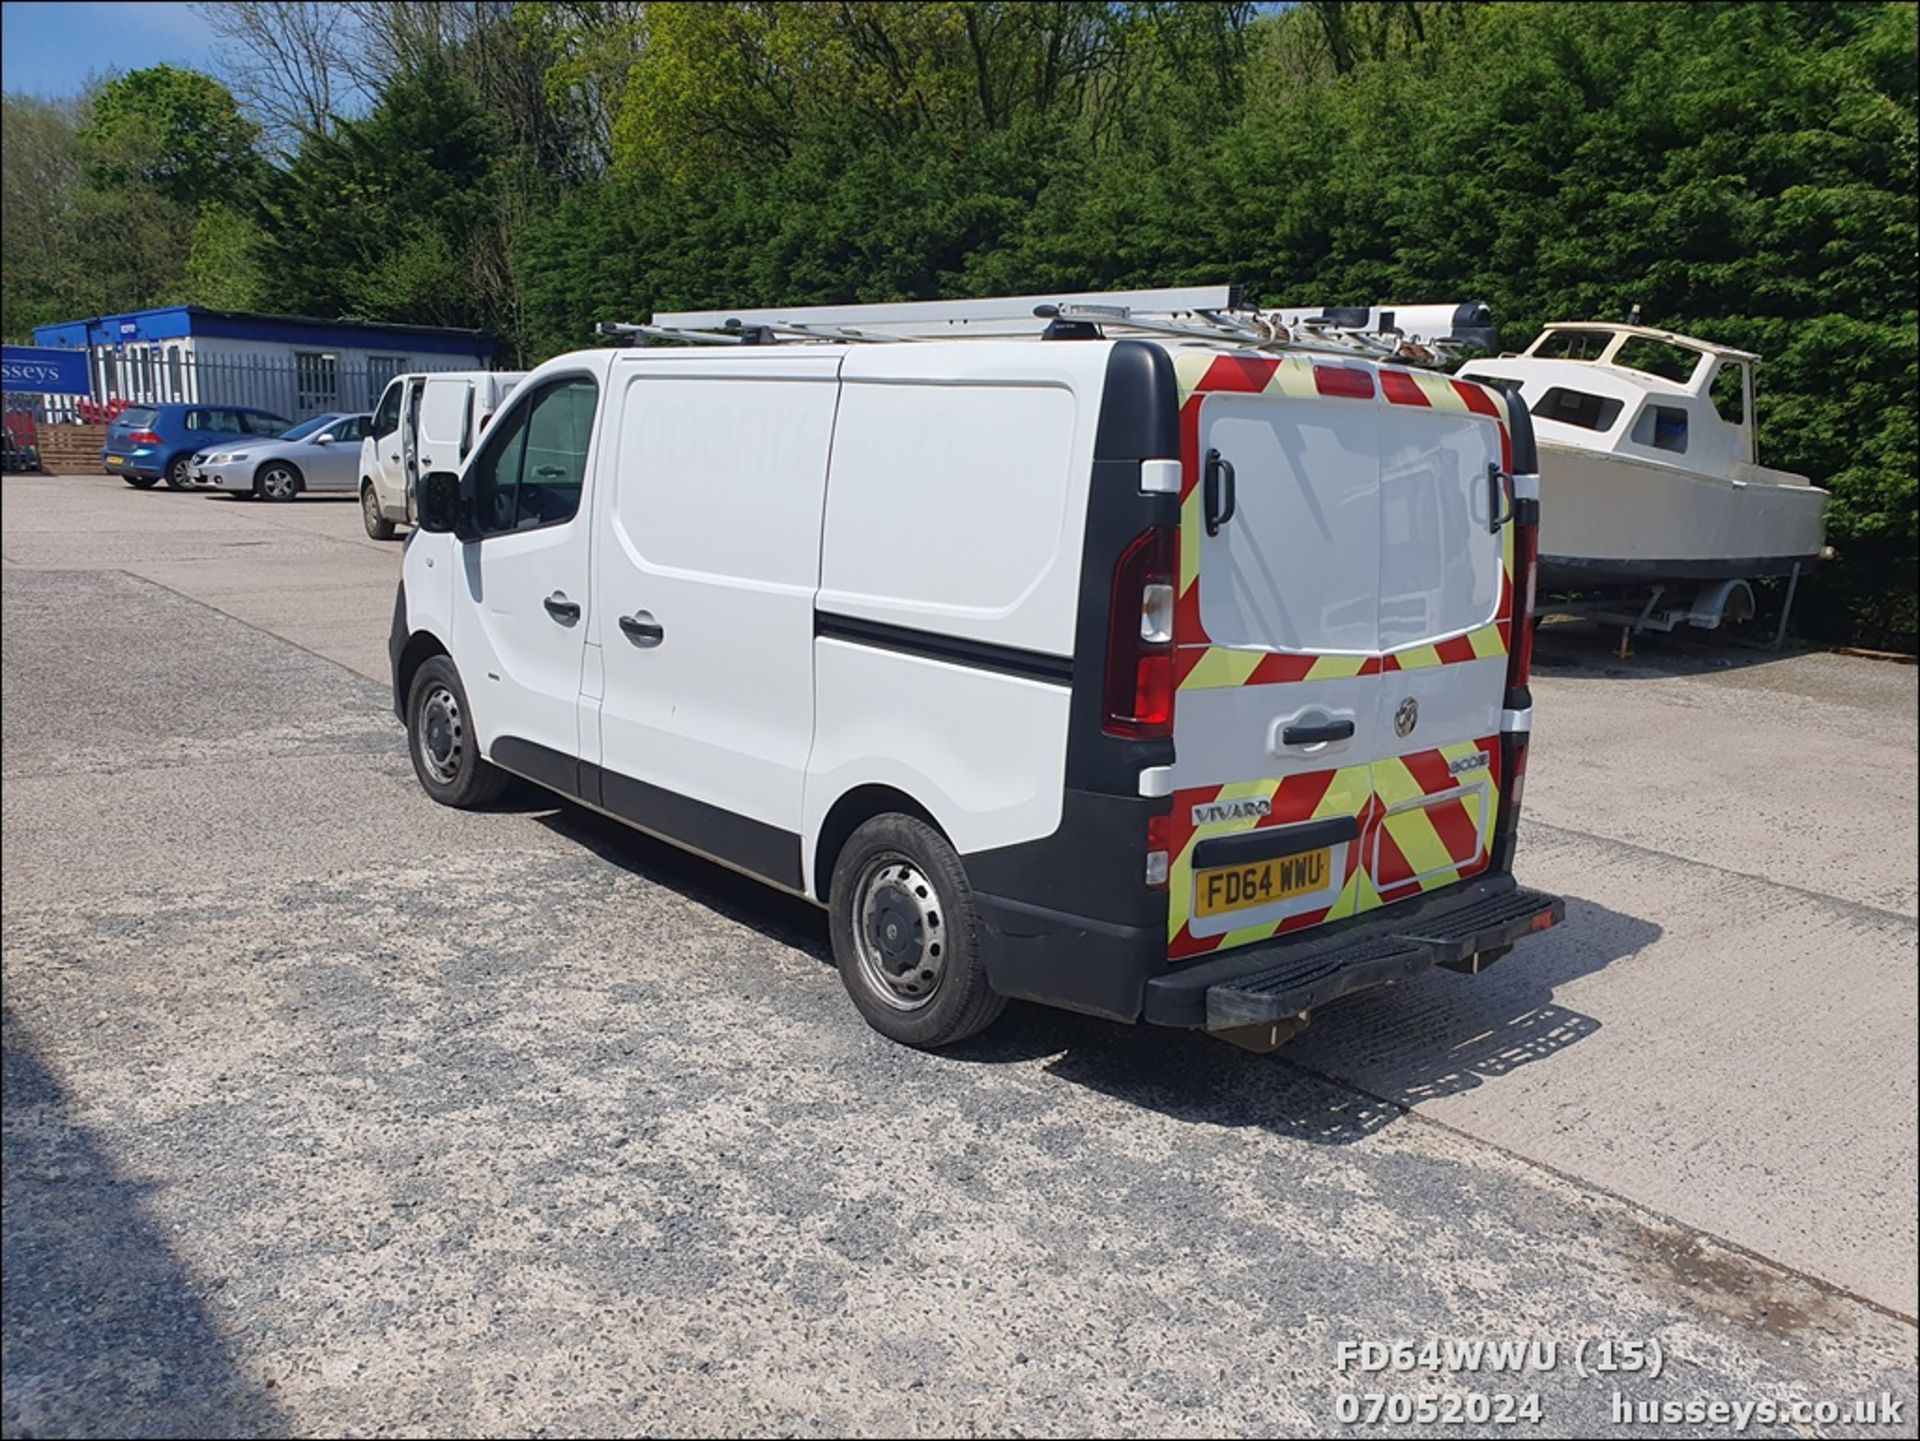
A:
[1541,563,1804,658]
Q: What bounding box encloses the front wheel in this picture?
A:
[405,655,509,808]
[361,482,396,539]
[828,814,1006,1048]
[255,463,300,501]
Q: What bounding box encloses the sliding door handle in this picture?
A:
[542,593,581,624]
[619,611,664,647]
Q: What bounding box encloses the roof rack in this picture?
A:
[604,287,1491,368]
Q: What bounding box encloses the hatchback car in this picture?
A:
[103,404,294,489]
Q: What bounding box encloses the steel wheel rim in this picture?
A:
[262,467,296,499]
[852,853,947,1011]
[363,487,380,528]
[417,682,463,785]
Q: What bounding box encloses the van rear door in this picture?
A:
[1369,381,1513,908]
[1165,355,1515,961]
[417,377,472,476]
[1165,355,1387,961]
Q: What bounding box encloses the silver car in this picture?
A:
[193,413,373,501]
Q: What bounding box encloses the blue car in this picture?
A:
[103,403,294,490]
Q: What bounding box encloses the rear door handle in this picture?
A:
[1282,719,1355,746]
[543,593,581,624]
[618,611,664,647]
[1205,448,1237,536]
[1488,462,1513,534]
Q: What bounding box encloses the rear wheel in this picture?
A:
[405,655,509,808]
[124,473,159,489]
[828,814,1006,1048]
[162,455,192,489]
[255,463,301,501]
[361,482,396,539]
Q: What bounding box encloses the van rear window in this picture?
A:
[1531,387,1623,432]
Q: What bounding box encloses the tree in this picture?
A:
[79,65,262,206]
[254,54,505,332]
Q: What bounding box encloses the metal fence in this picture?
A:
[5,350,481,426]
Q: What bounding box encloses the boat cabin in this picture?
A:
[1460,322,1760,477]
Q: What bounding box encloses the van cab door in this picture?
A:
[586,353,840,889]
[447,369,603,771]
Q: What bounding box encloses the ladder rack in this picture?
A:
[608,287,1491,368]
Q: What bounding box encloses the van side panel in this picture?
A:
[804,342,1112,898]
[929,342,1182,1022]
[589,355,840,886]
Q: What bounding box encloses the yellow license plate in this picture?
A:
[1194,847,1331,918]
[105,455,122,464]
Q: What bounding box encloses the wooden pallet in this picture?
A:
[36,424,109,475]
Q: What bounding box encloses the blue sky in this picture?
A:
[2,2,225,98]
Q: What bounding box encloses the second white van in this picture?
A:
[388,288,1563,1051]
[360,370,525,539]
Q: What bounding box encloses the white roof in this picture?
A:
[1534,321,1760,364]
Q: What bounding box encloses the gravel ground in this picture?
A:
[3,479,1915,1437]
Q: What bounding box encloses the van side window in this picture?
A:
[470,377,597,535]
[373,382,403,437]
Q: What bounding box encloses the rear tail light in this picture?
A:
[1506,478,1541,695]
[1145,812,1170,889]
[128,430,161,445]
[1103,526,1175,739]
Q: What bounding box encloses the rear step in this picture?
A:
[1142,878,1564,1033]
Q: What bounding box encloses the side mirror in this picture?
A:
[416,470,466,534]
[313,433,334,446]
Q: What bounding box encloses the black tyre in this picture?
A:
[361,482,396,539]
[124,473,160,489]
[405,655,510,808]
[162,454,193,489]
[255,462,301,501]
[828,814,1006,1048]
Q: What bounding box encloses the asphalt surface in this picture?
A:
[2,473,1915,1438]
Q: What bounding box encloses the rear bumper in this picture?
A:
[1143,874,1562,1030]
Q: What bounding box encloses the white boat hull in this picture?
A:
[1537,442,1828,585]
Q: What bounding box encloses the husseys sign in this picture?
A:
[1,346,92,396]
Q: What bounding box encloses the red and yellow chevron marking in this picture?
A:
[1166,739,1503,959]
[1166,762,1374,959]
[1366,738,1502,907]
[1171,349,1515,687]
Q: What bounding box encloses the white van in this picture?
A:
[387,288,1562,1050]
[360,370,525,539]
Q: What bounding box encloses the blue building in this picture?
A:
[31,306,498,419]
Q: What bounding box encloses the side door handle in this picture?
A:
[1205,447,1237,536]
[1282,719,1355,746]
[543,592,581,624]
[618,611,664,647]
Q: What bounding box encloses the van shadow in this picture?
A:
[966,895,1661,1145]
[530,792,1663,1144]
[2,1008,285,1437]
[526,797,833,960]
